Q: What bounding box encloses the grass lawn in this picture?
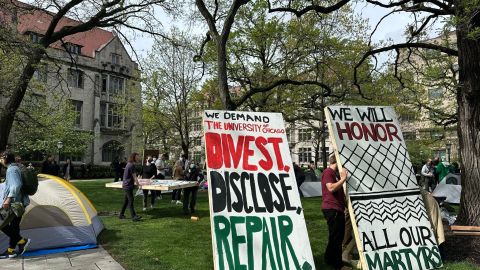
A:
[73,180,478,270]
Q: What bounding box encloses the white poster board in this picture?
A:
[325,106,442,270]
[203,110,315,270]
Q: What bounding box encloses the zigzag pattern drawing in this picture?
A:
[339,143,417,192]
[352,196,428,225]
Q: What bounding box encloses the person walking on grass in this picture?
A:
[0,151,31,258]
[321,155,350,270]
[119,153,141,222]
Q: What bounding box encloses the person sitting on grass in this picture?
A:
[0,151,31,258]
[119,153,141,222]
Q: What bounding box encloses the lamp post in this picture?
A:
[57,141,63,163]
[446,142,452,163]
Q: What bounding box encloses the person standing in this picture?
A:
[62,159,74,182]
[183,164,201,215]
[321,155,349,270]
[421,159,434,191]
[171,160,183,205]
[119,153,141,221]
[111,157,122,182]
[155,154,167,179]
[141,156,157,211]
[293,163,306,197]
[41,156,54,175]
[0,151,31,258]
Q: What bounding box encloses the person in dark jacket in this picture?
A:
[183,164,202,215]
[41,156,54,175]
[141,156,157,211]
[293,163,306,197]
[111,157,122,182]
[119,153,141,222]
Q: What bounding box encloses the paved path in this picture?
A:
[2,246,124,270]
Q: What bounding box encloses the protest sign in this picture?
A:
[325,106,442,270]
[203,110,315,270]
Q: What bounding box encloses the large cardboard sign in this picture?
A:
[203,110,315,270]
[325,106,442,270]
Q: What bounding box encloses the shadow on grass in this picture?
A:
[98,228,123,246]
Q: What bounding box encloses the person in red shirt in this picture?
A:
[321,154,349,270]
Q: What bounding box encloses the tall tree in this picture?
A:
[195,0,480,226]
[194,0,351,110]
[348,0,479,226]
[142,32,203,159]
[0,0,173,152]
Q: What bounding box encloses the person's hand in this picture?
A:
[3,198,11,209]
[340,168,348,182]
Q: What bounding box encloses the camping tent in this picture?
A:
[0,174,103,253]
[433,173,462,204]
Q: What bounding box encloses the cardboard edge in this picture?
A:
[324,107,368,269]
[203,111,219,270]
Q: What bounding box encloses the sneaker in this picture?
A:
[176,200,183,205]
[132,216,142,222]
[0,248,17,259]
[17,238,31,255]
[118,215,126,219]
[142,207,147,211]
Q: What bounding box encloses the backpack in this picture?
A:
[19,166,39,196]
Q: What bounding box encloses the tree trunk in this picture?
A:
[181,143,189,160]
[217,41,235,110]
[0,49,44,152]
[455,24,480,226]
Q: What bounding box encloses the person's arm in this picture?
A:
[326,168,348,193]
[3,168,22,209]
[133,172,139,186]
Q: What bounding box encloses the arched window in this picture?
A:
[102,141,124,162]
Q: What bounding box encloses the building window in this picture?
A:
[112,53,121,65]
[428,88,443,100]
[298,129,312,142]
[192,122,202,131]
[102,141,124,162]
[71,100,83,128]
[403,131,416,140]
[319,147,330,162]
[101,74,108,93]
[286,128,292,142]
[29,32,43,43]
[67,69,84,88]
[399,112,416,122]
[64,43,82,55]
[298,147,312,163]
[193,137,202,147]
[100,102,122,128]
[109,76,124,96]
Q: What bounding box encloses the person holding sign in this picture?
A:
[321,154,349,270]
